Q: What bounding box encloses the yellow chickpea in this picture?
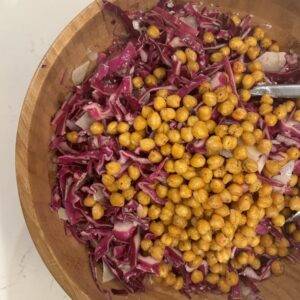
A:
[220,46,231,56]
[190,153,206,168]
[197,105,212,121]
[233,60,246,74]
[106,161,121,176]
[206,135,223,153]
[272,214,285,227]
[187,61,200,73]
[218,100,235,116]
[203,31,215,43]
[147,25,160,39]
[199,168,213,183]
[145,74,158,87]
[171,143,185,159]
[148,204,161,220]
[167,174,184,188]
[271,260,284,276]
[210,214,225,230]
[150,221,165,237]
[140,138,155,152]
[247,46,260,60]
[183,95,197,110]
[287,147,300,160]
[225,157,242,174]
[149,245,165,261]
[110,192,125,207]
[90,122,104,136]
[192,121,209,139]
[203,92,217,107]
[175,50,187,64]
[153,67,166,80]
[175,107,189,123]
[180,127,193,143]
[132,76,144,89]
[66,131,78,143]
[229,37,244,51]
[264,113,278,126]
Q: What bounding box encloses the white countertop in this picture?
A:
[0,1,91,299]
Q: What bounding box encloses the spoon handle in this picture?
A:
[251,84,300,98]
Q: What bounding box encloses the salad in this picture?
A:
[50,0,300,298]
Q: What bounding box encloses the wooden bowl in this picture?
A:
[16,0,300,299]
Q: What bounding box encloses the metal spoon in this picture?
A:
[251,84,300,98]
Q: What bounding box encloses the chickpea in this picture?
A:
[175,50,187,64]
[117,174,132,191]
[265,113,278,126]
[140,138,155,152]
[271,260,284,276]
[170,143,184,159]
[218,279,230,293]
[182,95,197,111]
[222,135,238,150]
[132,76,144,89]
[247,46,260,60]
[257,139,272,154]
[220,46,231,56]
[205,135,222,154]
[110,192,125,207]
[269,43,280,52]
[210,214,224,230]
[106,161,121,176]
[106,121,118,135]
[148,204,161,220]
[187,60,200,73]
[245,36,258,47]
[167,174,184,188]
[243,158,258,173]
[147,25,160,39]
[233,60,246,74]
[150,221,165,237]
[190,153,205,168]
[293,230,300,242]
[173,276,184,290]
[153,67,166,80]
[206,273,219,285]
[287,147,300,160]
[149,245,165,261]
[199,168,214,184]
[241,131,256,146]
[198,81,212,94]
[225,158,242,174]
[149,150,163,163]
[192,121,209,139]
[229,37,244,51]
[203,92,217,107]
[123,187,136,200]
[119,132,131,147]
[197,105,212,121]
[272,214,285,227]
[210,52,224,63]
[218,100,235,116]
[160,107,176,121]
[175,107,189,123]
[233,233,248,248]
[289,196,300,211]
[141,239,153,251]
[207,155,224,170]
[237,193,253,211]
[66,131,78,143]
[193,189,209,204]
[240,89,251,102]
[145,74,158,87]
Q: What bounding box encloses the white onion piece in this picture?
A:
[72,61,90,85]
[247,146,261,161]
[102,261,115,283]
[170,36,184,48]
[273,160,295,185]
[75,112,93,130]
[57,208,68,221]
[139,49,148,62]
[86,49,98,62]
[179,16,197,28]
[132,20,141,31]
[257,155,267,173]
[256,51,286,72]
[220,149,232,158]
[93,188,105,202]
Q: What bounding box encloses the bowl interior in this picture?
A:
[16,0,300,299]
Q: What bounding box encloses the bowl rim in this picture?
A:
[15,2,101,299]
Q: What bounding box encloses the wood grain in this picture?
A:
[16,0,300,299]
